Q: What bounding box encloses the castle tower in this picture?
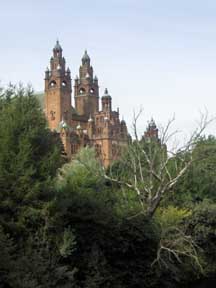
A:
[101,88,112,113]
[45,40,72,131]
[74,51,99,117]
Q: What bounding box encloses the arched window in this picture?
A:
[95,144,102,157]
[49,80,57,88]
[62,81,67,87]
[90,88,94,94]
[79,88,85,94]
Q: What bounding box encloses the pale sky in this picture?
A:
[1,0,216,139]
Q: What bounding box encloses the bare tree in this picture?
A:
[104,110,214,218]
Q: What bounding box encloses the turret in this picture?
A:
[101,88,112,112]
[74,50,99,116]
[144,118,159,141]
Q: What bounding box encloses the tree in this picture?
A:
[54,148,159,288]
[152,206,203,287]
[105,111,213,218]
[0,225,15,287]
[171,136,216,205]
[186,201,216,276]
[0,84,64,236]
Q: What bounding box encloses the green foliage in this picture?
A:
[0,84,63,237]
[1,83,216,287]
[59,227,76,258]
[153,206,203,287]
[0,84,68,287]
[0,225,15,287]
[155,206,191,229]
[9,229,78,288]
[170,136,216,206]
[186,201,216,276]
[53,148,159,288]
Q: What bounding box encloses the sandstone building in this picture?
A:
[44,41,128,167]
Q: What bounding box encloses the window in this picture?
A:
[49,80,57,88]
[95,144,102,157]
[62,81,67,87]
[90,88,94,94]
[50,110,56,120]
[79,88,85,94]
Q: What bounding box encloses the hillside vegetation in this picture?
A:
[0,85,215,288]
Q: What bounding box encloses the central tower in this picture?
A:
[74,51,99,117]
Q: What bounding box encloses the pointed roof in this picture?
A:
[53,40,62,51]
[149,118,157,129]
[82,50,90,63]
[102,88,111,99]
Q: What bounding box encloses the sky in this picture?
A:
[1,0,216,141]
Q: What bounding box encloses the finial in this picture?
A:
[149,117,156,129]
[88,114,93,123]
[54,39,62,51]
[104,88,108,94]
[76,122,81,130]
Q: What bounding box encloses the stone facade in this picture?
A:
[44,41,128,167]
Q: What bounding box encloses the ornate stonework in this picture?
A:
[44,41,128,167]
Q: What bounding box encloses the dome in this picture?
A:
[54,40,62,51]
[102,88,111,99]
[82,50,90,63]
[121,119,126,125]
